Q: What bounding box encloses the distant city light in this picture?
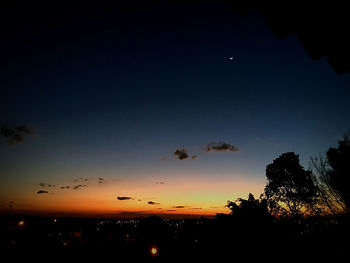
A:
[53,219,57,223]
[18,220,24,226]
[151,247,158,256]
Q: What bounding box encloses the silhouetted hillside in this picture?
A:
[1,213,349,262]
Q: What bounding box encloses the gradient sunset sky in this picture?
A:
[1,1,350,217]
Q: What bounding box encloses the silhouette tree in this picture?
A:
[264,152,317,217]
[227,193,269,218]
[326,132,350,211]
[310,155,345,215]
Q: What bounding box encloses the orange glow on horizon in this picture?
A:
[1,172,264,218]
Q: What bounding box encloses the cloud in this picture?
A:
[191,155,198,160]
[39,183,55,188]
[117,196,132,200]
[73,184,87,190]
[15,126,33,134]
[204,141,239,152]
[74,177,88,183]
[156,181,165,185]
[148,201,160,205]
[0,126,15,138]
[37,190,48,194]
[60,184,87,190]
[173,205,186,209]
[7,134,24,145]
[174,147,189,160]
[0,124,34,145]
[192,207,202,210]
[166,210,177,212]
[98,177,105,184]
[161,156,169,160]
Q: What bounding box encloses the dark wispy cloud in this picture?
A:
[73,177,89,183]
[173,205,186,209]
[0,124,34,145]
[166,210,177,212]
[156,181,165,185]
[117,196,132,200]
[37,190,48,194]
[191,155,198,160]
[39,183,55,188]
[98,177,105,184]
[174,147,189,160]
[192,207,202,210]
[204,141,239,152]
[161,156,169,160]
[73,184,87,190]
[60,184,87,190]
[148,201,160,205]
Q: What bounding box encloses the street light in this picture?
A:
[151,247,158,256]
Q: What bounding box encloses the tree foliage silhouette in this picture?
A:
[264,152,317,216]
[227,193,269,218]
[310,155,346,215]
[326,132,350,211]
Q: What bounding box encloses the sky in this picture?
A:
[1,1,350,217]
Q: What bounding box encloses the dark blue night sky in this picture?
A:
[1,1,349,215]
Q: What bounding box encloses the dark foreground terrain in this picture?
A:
[1,213,349,262]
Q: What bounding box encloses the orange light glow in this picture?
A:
[151,247,158,256]
[1,171,264,217]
